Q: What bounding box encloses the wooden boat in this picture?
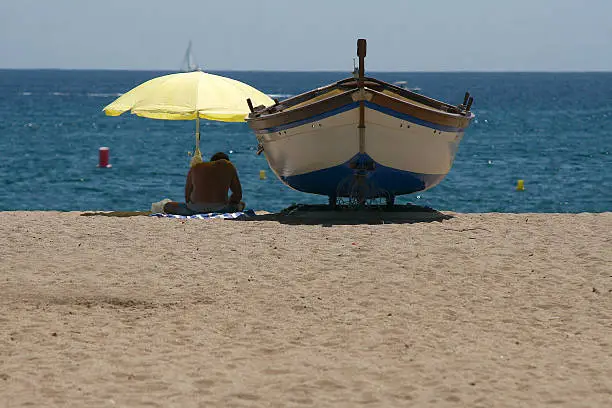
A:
[246,39,474,206]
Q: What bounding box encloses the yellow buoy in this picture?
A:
[259,170,267,180]
[516,179,525,191]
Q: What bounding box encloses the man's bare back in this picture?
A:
[186,159,242,205]
[163,152,243,215]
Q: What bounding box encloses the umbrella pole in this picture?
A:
[191,115,203,166]
[196,115,200,149]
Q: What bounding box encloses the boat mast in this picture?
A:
[182,40,198,72]
[357,39,366,153]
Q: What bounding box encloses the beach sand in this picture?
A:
[1,210,610,407]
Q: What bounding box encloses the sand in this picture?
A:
[0,210,610,407]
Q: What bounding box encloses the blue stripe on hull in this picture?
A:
[257,102,466,134]
[364,102,465,133]
[256,103,359,134]
[281,154,447,198]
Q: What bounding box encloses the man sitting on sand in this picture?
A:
[163,152,245,215]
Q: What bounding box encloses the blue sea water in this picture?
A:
[0,70,610,213]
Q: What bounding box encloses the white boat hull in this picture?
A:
[254,101,466,198]
[247,41,474,202]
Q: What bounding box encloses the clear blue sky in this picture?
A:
[1,0,610,71]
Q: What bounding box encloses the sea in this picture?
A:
[0,70,610,213]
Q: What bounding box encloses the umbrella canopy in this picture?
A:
[103,71,273,121]
[103,71,274,165]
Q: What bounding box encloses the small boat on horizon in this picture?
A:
[393,80,422,94]
[180,40,201,72]
[246,39,474,207]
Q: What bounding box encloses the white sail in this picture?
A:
[181,41,200,72]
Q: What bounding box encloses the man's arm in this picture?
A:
[185,167,193,203]
[228,166,242,204]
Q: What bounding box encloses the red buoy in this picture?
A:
[97,147,112,168]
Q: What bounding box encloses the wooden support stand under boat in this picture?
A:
[246,39,475,209]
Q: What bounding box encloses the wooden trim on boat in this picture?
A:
[247,73,473,132]
[342,77,465,114]
[248,90,357,131]
[366,89,472,129]
[255,82,349,116]
[248,86,472,132]
[250,74,468,116]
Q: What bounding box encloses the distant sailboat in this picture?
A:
[393,80,422,94]
[181,41,201,72]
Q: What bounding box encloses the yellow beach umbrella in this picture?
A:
[103,71,273,165]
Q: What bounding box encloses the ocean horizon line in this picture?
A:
[1,68,612,74]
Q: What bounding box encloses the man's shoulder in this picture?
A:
[214,159,236,169]
[194,160,236,171]
[192,162,212,170]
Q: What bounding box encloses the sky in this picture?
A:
[1,0,611,71]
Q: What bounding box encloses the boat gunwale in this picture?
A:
[337,77,463,114]
[248,89,358,131]
[366,89,473,129]
[251,76,469,116]
[248,81,472,132]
